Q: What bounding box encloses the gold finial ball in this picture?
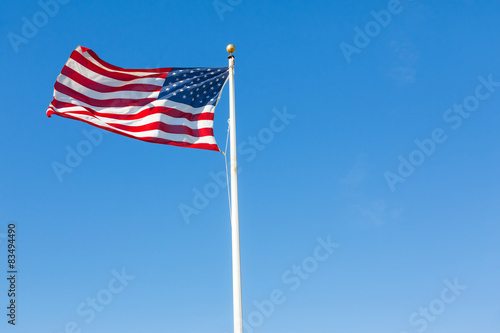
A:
[226,44,236,54]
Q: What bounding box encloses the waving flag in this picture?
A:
[47,46,229,151]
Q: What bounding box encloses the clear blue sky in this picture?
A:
[1,0,499,332]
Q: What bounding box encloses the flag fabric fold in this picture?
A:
[47,46,229,151]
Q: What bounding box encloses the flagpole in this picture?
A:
[227,44,243,333]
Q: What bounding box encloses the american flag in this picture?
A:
[47,46,229,151]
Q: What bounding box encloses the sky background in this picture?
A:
[1,0,500,332]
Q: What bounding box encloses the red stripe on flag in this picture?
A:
[81,47,174,74]
[54,81,156,108]
[48,111,219,151]
[107,121,215,138]
[50,100,214,122]
[70,50,169,82]
[61,66,161,93]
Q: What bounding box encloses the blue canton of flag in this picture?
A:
[159,68,229,108]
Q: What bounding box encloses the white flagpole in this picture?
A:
[227,44,243,333]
